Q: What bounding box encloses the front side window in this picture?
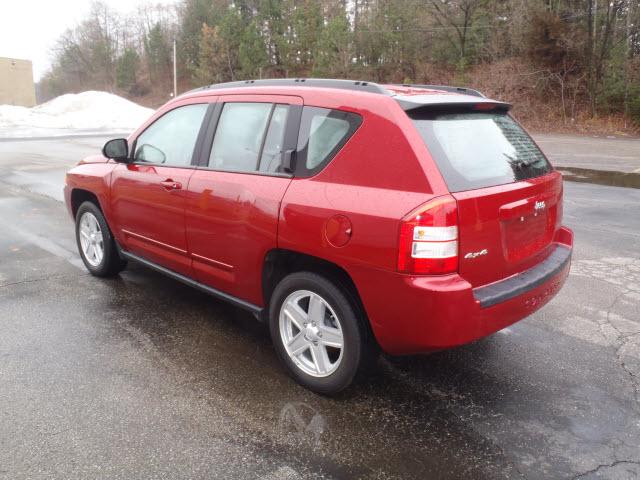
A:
[134,103,208,167]
[296,107,362,177]
[209,103,272,172]
[410,111,552,192]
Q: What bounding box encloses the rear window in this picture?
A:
[411,111,552,192]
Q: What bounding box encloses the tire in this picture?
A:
[269,271,375,395]
[75,201,127,277]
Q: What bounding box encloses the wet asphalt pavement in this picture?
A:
[533,134,640,173]
[0,135,639,479]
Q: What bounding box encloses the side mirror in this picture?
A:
[102,138,129,162]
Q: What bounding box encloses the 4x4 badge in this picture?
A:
[534,200,546,210]
[464,249,488,259]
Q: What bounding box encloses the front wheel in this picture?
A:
[269,272,375,395]
[75,201,127,277]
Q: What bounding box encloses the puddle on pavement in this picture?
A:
[559,167,640,189]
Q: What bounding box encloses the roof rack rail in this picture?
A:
[189,78,390,95]
[394,84,485,98]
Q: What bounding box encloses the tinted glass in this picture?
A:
[209,102,272,172]
[411,111,552,192]
[296,107,362,176]
[134,104,207,166]
[258,105,289,173]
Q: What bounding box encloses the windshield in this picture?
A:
[411,111,552,192]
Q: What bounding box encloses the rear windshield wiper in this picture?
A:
[503,153,534,169]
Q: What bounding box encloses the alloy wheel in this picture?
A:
[79,211,104,267]
[279,290,344,377]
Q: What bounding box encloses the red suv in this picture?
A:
[64,79,573,394]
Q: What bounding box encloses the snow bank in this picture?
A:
[0,91,154,138]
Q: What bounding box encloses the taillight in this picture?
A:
[398,195,458,275]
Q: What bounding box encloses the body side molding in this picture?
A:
[119,249,263,316]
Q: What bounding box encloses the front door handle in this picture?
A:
[160,179,182,191]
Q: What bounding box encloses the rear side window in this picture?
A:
[296,107,362,177]
[209,102,272,172]
[411,111,552,192]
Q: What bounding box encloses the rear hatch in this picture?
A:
[410,107,562,287]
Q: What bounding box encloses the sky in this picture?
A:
[0,0,177,82]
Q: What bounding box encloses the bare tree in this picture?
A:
[429,0,486,65]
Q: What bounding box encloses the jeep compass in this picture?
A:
[64,79,573,394]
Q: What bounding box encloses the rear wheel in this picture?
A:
[269,272,374,394]
[75,201,126,277]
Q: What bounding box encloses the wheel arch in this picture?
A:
[70,188,121,251]
[261,249,378,347]
[70,188,103,218]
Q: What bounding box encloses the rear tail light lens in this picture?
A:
[398,195,458,275]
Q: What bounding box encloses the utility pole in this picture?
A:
[592,0,598,56]
[588,0,598,116]
[624,0,632,122]
[173,38,177,98]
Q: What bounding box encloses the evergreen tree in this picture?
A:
[116,48,139,91]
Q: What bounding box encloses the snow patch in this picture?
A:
[0,91,154,138]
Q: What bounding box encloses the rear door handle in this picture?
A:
[160,179,182,191]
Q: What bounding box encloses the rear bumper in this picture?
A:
[473,244,571,308]
[350,226,573,355]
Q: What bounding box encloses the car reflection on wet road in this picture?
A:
[0,135,639,479]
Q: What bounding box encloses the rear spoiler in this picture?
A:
[393,84,485,98]
[390,84,511,112]
[395,95,512,113]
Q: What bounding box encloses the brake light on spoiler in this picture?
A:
[398,195,459,275]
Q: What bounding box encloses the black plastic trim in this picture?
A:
[473,245,572,308]
[190,103,216,166]
[284,105,303,149]
[190,166,292,178]
[120,250,263,315]
[196,102,223,167]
